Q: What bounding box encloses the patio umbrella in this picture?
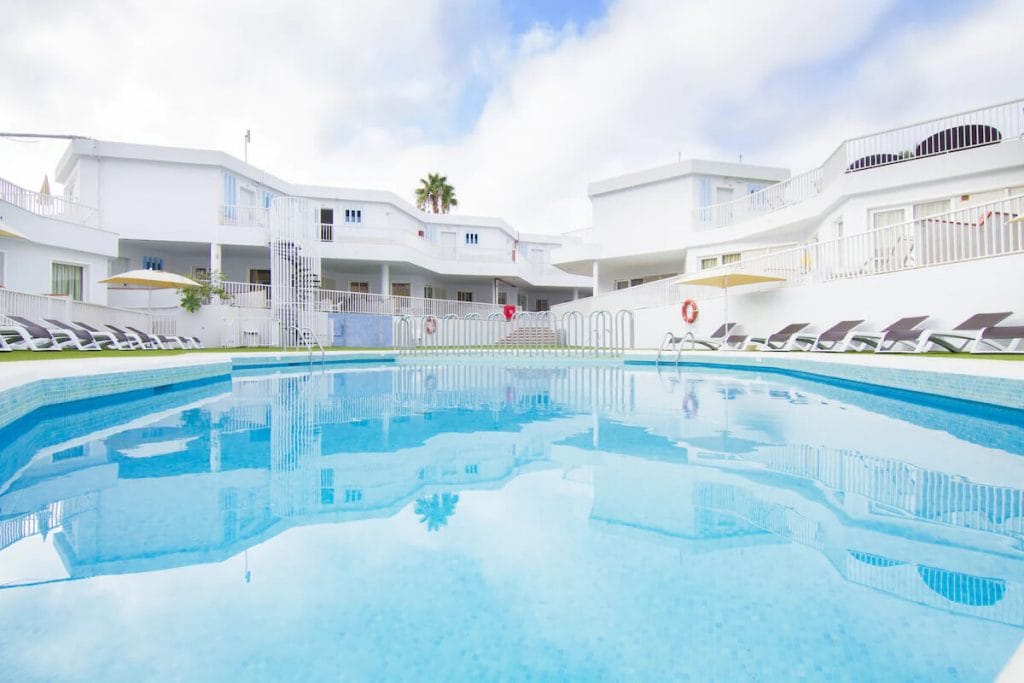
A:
[0,218,29,240]
[674,272,786,337]
[99,269,201,321]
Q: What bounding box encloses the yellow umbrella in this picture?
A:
[100,269,200,289]
[100,269,201,323]
[0,218,29,240]
[674,271,786,335]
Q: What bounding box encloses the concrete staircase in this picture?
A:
[496,326,560,346]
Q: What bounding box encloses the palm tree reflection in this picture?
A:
[415,493,460,531]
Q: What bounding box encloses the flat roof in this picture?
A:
[588,158,790,197]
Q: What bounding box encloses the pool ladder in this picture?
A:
[656,331,694,365]
[285,325,325,364]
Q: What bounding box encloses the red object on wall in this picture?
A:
[503,304,516,320]
[417,229,424,237]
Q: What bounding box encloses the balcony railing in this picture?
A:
[693,98,1024,231]
[0,287,159,332]
[697,193,1024,289]
[563,193,1024,313]
[0,176,99,227]
[219,205,269,227]
[219,281,503,318]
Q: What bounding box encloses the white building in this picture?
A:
[553,98,1024,345]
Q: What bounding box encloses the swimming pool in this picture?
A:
[0,361,1021,681]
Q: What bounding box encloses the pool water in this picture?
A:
[0,362,1022,681]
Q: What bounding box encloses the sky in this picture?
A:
[1,0,1022,235]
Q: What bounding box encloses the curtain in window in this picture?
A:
[913,199,951,219]
[872,208,906,229]
[52,262,84,301]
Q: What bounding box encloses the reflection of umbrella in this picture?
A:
[100,269,200,321]
[0,218,29,240]
[675,272,786,338]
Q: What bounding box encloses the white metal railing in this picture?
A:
[695,166,824,230]
[0,287,157,332]
[222,281,272,309]
[692,98,1024,231]
[697,193,1024,289]
[0,175,99,227]
[219,205,269,227]
[844,97,1023,172]
[221,316,279,347]
[552,276,724,314]
[319,289,501,318]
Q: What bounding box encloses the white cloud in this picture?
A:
[0,0,1021,234]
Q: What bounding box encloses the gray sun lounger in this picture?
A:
[969,325,1024,354]
[726,323,811,351]
[794,320,866,352]
[3,315,81,351]
[45,318,120,350]
[915,312,1013,353]
[849,316,930,353]
[74,321,138,349]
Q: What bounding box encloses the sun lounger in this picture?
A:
[726,323,811,351]
[915,312,1013,353]
[795,320,866,351]
[126,325,191,350]
[44,318,119,350]
[74,321,139,349]
[969,325,1024,354]
[1,316,77,351]
[848,316,930,353]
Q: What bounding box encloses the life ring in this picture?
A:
[503,304,517,321]
[424,316,438,335]
[682,299,699,324]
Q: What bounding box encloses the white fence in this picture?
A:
[0,287,159,332]
[693,98,1024,231]
[0,175,99,227]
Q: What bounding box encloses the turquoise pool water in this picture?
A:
[0,362,1022,681]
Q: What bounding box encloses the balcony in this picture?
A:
[219,205,269,227]
[0,176,99,227]
[693,98,1024,231]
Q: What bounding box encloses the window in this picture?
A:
[249,269,271,285]
[344,208,362,223]
[517,293,527,308]
[700,257,719,270]
[52,262,84,301]
[423,285,435,299]
[457,291,473,302]
[344,488,363,503]
[223,173,237,208]
[193,266,210,280]
[465,232,479,245]
[697,177,713,208]
[263,191,273,209]
[913,199,951,219]
[615,280,629,290]
[320,468,335,505]
[391,282,411,297]
[722,253,741,265]
[496,291,507,305]
[630,278,644,287]
[872,208,906,229]
[320,208,334,242]
[535,299,549,312]
[350,281,369,293]
[715,187,734,204]
[142,256,164,271]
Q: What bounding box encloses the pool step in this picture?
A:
[496,326,560,346]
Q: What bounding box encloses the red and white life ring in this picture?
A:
[682,299,699,324]
[503,304,517,321]
[424,316,438,335]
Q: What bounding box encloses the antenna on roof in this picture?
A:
[677,151,681,163]
[244,129,251,163]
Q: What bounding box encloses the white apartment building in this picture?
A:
[554,99,1024,344]
[0,140,590,315]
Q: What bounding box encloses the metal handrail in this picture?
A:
[285,324,325,362]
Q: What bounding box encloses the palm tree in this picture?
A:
[414,492,460,531]
[414,173,457,214]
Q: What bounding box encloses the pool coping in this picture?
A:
[0,349,1021,430]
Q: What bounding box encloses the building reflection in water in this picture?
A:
[0,362,1021,628]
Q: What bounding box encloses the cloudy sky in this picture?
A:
[1,0,1021,234]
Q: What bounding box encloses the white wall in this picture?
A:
[629,254,1024,348]
[591,175,693,253]
[0,237,113,305]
